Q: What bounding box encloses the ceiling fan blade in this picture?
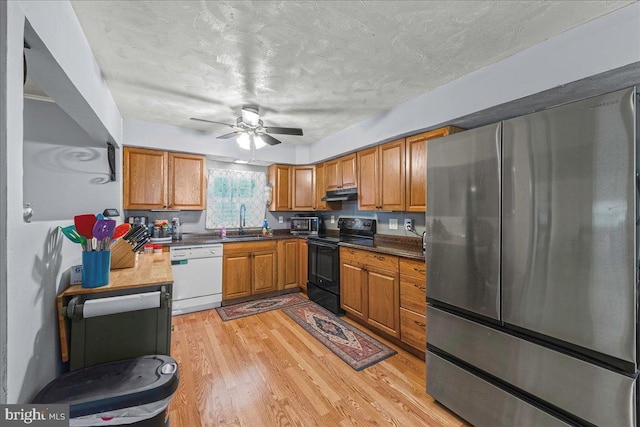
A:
[190,117,236,128]
[261,134,282,146]
[217,131,242,139]
[264,127,303,136]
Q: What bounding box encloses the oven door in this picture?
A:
[307,240,339,294]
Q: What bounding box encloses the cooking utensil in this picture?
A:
[93,219,116,250]
[59,225,88,250]
[112,223,131,241]
[74,214,96,240]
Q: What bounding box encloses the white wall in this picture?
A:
[23,99,120,222]
[124,119,298,165]
[2,1,123,403]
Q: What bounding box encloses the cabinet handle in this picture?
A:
[414,284,426,291]
[414,320,426,328]
[374,255,385,261]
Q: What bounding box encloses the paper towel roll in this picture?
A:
[82,291,161,318]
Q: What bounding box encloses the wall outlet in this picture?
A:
[389,218,398,230]
[278,216,284,224]
[404,218,413,231]
[330,215,335,224]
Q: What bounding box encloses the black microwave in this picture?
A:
[290,216,319,235]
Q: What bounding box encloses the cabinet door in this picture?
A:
[278,240,299,290]
[268,164,291,211]
[168,152,206,210]
[252,250,278,294]
[366,266,399,338]
[223,253,252,300]
[357,147,379,210]
[298,240,308,291]
[340,153,358,189]
[340,261,366,320]
[379,139,405,211]
[315,163,327,210]
[123,147,168,209]
[325,159,340,191]
[292,166,315,211]
[405,126,461,212]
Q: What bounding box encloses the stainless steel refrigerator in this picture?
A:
[425,87,638,427]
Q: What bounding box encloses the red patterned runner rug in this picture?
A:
[282,301,397,371]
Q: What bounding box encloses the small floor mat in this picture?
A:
[216,293,307,321]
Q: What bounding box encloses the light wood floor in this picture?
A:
[168,296,467,426]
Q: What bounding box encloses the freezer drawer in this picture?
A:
[427,351,570,427]
[428,306,637,427]
[426,123,501,320]
[502,87,637,367]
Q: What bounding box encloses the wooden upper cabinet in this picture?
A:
[291,165,315,211]
[405,126,462,212]
[340,153,358,189]
[358,138,405,211]
[315,163,328,211]
[379,138,405,211]
[124,147,206,210]
[268,164,291,211]
[168,152,206,210]
[326,153,357,191]
[124,147,168,210]
[357,147,379,210]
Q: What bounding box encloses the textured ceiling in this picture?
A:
[68,0,632,145]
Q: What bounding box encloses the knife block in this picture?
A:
[110,239,137,269]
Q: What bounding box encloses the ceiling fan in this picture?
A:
[190,107,303,149]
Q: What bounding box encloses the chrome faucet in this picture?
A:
[239,204,247,234]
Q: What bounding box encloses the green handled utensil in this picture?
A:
[59,225,87,250]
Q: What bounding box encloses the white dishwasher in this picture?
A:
[170,244,223,315]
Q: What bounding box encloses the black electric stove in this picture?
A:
[306,218,376,314]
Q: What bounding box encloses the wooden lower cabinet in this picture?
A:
[340,261,367,319]
[366,266,400,337]
[223,241,277,301]
[298,240,308,291]
[399,258,427,352]
[340,247,399,338]
[278,239,299,290]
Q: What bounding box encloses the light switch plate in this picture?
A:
[389,218,398,230]
[278,216,284,224]
[330,216,335,224]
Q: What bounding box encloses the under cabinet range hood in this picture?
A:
[321,188,357,202]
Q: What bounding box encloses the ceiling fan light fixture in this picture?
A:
[242,107,260,126]
[254,135,267,150]
[237,133,251,150]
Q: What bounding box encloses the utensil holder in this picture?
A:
[82,250,111,288]
[110,239,137,269]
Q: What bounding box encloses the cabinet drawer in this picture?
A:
[400,307,426,352]
[339,247,398,271]
[399,258,426,279]
[400,275,426,315]
[224,241,277,254]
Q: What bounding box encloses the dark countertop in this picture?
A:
[165,231,425,260]
[338,241,425,261]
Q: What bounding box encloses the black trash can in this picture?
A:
[34,355,179,426]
